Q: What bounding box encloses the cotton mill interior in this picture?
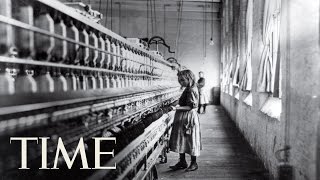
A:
[0,0,319,180]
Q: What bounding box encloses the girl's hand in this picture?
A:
[170,106,177,111]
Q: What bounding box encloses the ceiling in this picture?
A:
[68,0,222,20]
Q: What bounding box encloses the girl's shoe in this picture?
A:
[169,161,188,170]
[185,162,198,172]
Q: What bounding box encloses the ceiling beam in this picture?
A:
[89,1,221,13]
[98,0,221,3]
[109,5,220,13]
[180,0,221,2]
[88,0,221,8]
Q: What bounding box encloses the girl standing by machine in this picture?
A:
[169,69,202,172]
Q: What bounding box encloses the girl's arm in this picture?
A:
[171,105,192,111]
[170,87,198,111]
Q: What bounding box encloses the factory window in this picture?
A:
[272,42,281,98]
[258,0,282,120]
[233,56,240,100]
[226,60,234,96]
[233,18,241,100]
[221,44,234,96]
[225,0,229,33]
[240,0,253,106]
[233,44,241,100]
[257,0,281,96]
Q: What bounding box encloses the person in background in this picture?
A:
[169,69,201,172]
[197,71,209,114]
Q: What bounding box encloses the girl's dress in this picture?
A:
[197,78,209,105]
[169,86,202,156]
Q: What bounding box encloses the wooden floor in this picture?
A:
[156,105,268,180]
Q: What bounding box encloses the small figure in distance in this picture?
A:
[197,71,209,114]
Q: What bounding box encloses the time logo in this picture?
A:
[10,137,116,170]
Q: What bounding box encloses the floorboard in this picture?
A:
[156,105,268,180]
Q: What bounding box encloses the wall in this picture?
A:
[283,0,320,179]
[177,17,221,104]
[220,0,284,178]
[220,0,320,179]
[87,2,222,104]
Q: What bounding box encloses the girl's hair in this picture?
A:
[177,69,196,87]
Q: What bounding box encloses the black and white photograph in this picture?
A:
[0,0,319,179]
